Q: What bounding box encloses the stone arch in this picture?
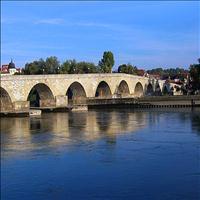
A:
[27,83,55,107]
[146,83,154,96]
[162,84,170,95]
[95,81,112,98]
[66,82,87,105]
[0,87,13,112]
[118,80,130,97]
[134,82,144,97]
[155,82,162,96]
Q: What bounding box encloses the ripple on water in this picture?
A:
[1,109,200,200]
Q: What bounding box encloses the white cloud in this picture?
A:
[32,18,113,28]
[1,17,28,24]
[75,22,110,28]
[34,18,65,25]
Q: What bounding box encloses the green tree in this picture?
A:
[24,59,45,74]
[118,64,138,75]
[60,60,98,74]
[118,64,132,74]
[45,56,60,74]
[118,64,126,73]
[60,60,71,74]
[147,67,189,80]
[189,61,200,92]
[68,59,78,74]
[99,51,114,73]
[60,59,77,74]
[77,62,98,73]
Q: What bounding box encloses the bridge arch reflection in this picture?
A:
[0,110,147,157]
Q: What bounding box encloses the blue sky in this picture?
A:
[1,1,199,70]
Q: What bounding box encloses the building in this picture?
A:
[0,60,21,76]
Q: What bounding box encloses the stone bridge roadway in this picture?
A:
[0,73,175,112]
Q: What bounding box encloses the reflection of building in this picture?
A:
[0,60,21,76]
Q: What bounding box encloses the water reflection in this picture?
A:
[1,109,200,200]
[191,108,200,135]
[1,108,200,159]
[1,110,147,158]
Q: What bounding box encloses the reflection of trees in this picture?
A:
[191,109,200,135]
[176,108,200,135]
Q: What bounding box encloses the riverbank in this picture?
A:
[1,95,200,117]
[88,95,200,108]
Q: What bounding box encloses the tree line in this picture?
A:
[188,60,200,93]
[146,68,189,81]
[22,51,115,75]
[22,51,144,75]
[20,51,200,94]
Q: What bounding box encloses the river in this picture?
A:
[1,108,200,200]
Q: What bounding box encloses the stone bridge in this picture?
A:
[0,73,176,112]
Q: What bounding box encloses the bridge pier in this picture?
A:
[55,95,68,107]
[13,101,30,112]
[40,99,56,107]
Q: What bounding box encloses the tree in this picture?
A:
[99,51,114,73]
[77,62,98,73]
[68,59,78,74]
[45,56,60,74]
[60,60,71,74]
[118,64,139,75]
[147,67,189,80]
[118,64,127,73]
[189,61,200,93]
[118,64,133,74]
[60,60,99,74]
[24,59,45,75]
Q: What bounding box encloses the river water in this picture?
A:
[1,108,200,200]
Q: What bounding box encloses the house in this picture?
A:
[1,60,21,76]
